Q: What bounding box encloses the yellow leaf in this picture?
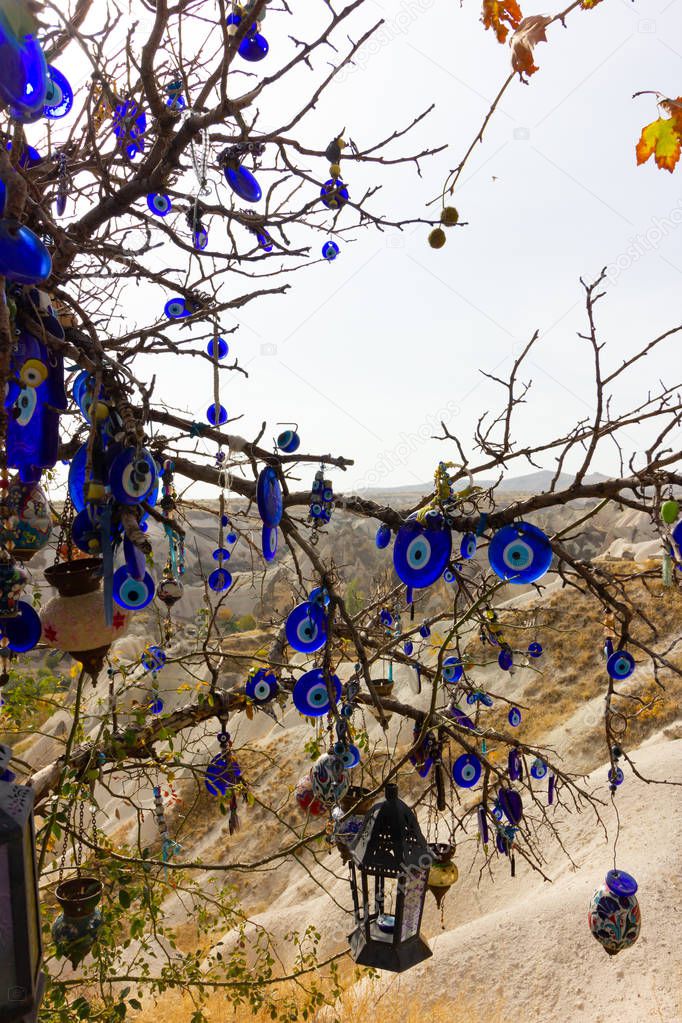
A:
[636,117,681,173]
[481,0,522,44]
[580,0,603,8]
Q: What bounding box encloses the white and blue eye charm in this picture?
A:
[442,655,463,684]
[393,512,452,589]
[530,758,548,780]
[245,667,279,704]
[452,753,482,788]
[606,649,635,681]
[292,668,341,717]
[285,600,327,654]
[147,192,172,217]
[487,521,553,585]
[460,532,477,559]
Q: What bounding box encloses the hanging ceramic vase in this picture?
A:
[366,679,394,722]
[52,876,103,967]
[588,869,641,956]
[427,843,459,909]
[0,476,52,560]
[41,558,130,676]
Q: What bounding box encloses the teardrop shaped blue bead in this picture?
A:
[224,163,262,203]
[239,32,269,62]
[0,220,51,284]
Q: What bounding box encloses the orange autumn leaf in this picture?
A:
[510,15,550,79]
[580,0,604,8]
[481,0,523,44]
[636,116,681,173]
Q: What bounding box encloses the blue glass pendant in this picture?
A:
[108,448,157,505]
[205,753,241,797]
[262,524,278,561]
[606,649,635,680]
[112,99,146,159]
[257,466,283,527]
[442,656,463,683]
[393,513,452,589]
[72,507,104,555]
[276,429,300,453]
[8,332,65,483]
[285,601,326,653]
[164,297,189,319]
[0,600,41,652]
[44,65,73,119]
[0,14,48,122]
[245,668,279,703]
[207,404,228,427]
[508,706,522,727]
[238,31,269,61]
[224,162,262,204]
[498,647,513,671]
[293,668,341,717]
[375,523,391,549]
[6,140,41,167]
[256,231,273,252]
[488,521,553,585]
[0,221,51,284]
[320,179,349,210]
[452,753,481,788]
[528,642,543,658]
[147,193,172,217]
[208,567,232,592]
[207,337,228,360]
[112,566,155,610]
[193,225,208,250]
[322,240,339,261]
[460,532,477,559]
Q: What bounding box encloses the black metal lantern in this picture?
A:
[0,744,44,1023]
[347,782,433,973]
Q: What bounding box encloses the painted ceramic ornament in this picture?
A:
[207,403,228,426]
[276,429,300,454]
[0,560,28,615]
[147,192,172,217]
[393,513,452,589]
[7,332,66,483]
[460,532,477,559]
[322,240,340,261]
[0,13,48,122]
[320,179,349,210]
[0,220,51,283]
[44,65,73,118]
[0,477,51,560]
[41,559,130,676]
[310,753,350,805]
[108,448,157,505]
[285,600,327,653]
[295,771,326,817]
[606,649,635,681]
[223,161,262,203]
[488,521,553,584]
[452,753,481,788]
[442,656,463,684]
[588,870,641,956]
[112,566,155,611]
[262,524,278,562]
[292,667,341,717]
[257,466,283,527]
[375,523,391,549]
[207,337,229,360]
[245,667,279,704]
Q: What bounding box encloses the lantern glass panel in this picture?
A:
[22,821,41,979]
[398,867,429,942]
[0,842,18,995]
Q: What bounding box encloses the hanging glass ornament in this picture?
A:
[207,337,229,360]
[460,532,476,559]
[497,786,523,825]
[204,726,246,832]
[245,666,279,704]
[661,498,679,525]
[219,143,265,202]
[44,65,73,118]
[498,646,513,671]
[508,706,522,727]
[588,870,641,956]
[147,193,172,217]
[375,523,391,549]
[275,426,300,453]
[0,221,51,284]
[257,466,283,527]
[52,876,103,968]
[165,77,185,111]
[0,12,48,122]
[151,782,181,866]
[111,98,146,159]
[285,600,327,653]
[322,240,340,261]
[108,448,157,505]
[487,521,553,584]
[393,513,452,590]
[309,465,334,536]
[55,152,70,216]
[527,641,543,658]
[8,331,66,483]
[606,649,635,681]
[292,668,341,717]
[452,753,481,788]
[207,403,228,426]
[256,229,273,251]
[164,297,191,319]
[239,30,269,61]
[320,179,349,210]
[112,565,155,611]
[427,843,459,911]
[442,656,463,684]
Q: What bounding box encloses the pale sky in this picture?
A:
[40,0,682,496]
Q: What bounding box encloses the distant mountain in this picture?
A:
[353,469,610,501]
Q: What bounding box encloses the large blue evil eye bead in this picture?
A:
[531,758,548,780]
[320,179,349,210]
[147,192,172,217]
[285,601,327,654]
[340,744,361,769]
[292,668,341,717]
[393,514,452,589]
[206,404,228,426]
[207,568,231,592]
[245,668,279,703]
[0,221,51,284]
[262,524,278,562]
[44,66,73,119]
[207,337,229,360]
[112,567,155,610]
[109,448,157,505]
[460,533,477,559]
[379,609,393,627]
[375,523,391,549]
[164,297,189,319]
[606,650,635,680]
[442,656,463,684]
[239,32,269,61]
[257,466,282,527]
[452,753,482,788]
[498,648,513,671]
[224,162,262,203]
[277,429,300,453]
[508,707,522,727]
[528,642,543,658]
[488,521,553,584]
[322,240,340,261]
